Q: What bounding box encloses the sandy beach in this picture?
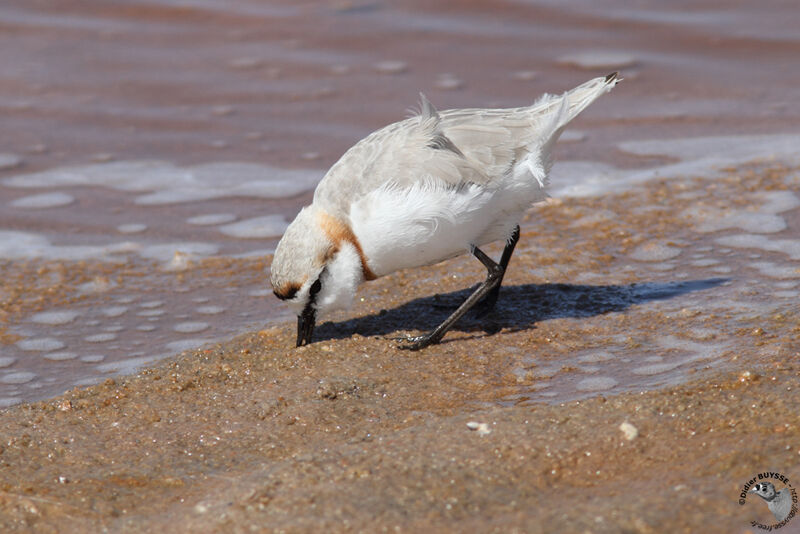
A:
[1,1,800,532]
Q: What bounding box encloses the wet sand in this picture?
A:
[2,163,799,532]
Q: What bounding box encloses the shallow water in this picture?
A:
[1,0,799,406]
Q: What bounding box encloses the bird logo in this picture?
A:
[750,481,794,522]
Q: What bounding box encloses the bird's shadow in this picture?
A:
[315,278,729,343]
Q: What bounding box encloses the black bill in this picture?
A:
[296,304,316,347]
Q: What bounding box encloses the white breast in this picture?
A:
[350,169,546,277]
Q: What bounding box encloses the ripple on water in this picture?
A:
[0,357,16,368]
[11,192,75,209]
[576,376,619,392]
[187,213,238,226]
[43,352,78,361]
[117,223,147,234]
[218,216,288,239]
[1,372,37,385]
[29,310,81,325]
[16,338,66,352]
[173,322,210,333]
[85,333,118,343]
[630,242,682,262]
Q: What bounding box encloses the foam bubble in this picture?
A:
[558,51,637,69]
[374,60,408,74]
[165,338,213,353]
[576,376,618,392]
[1,372,37,384]
[196,305,225,314]
[102,306,128,317]
[139,243,219,262]
[30,310,80,325]
[434,73,464,90]
[553,134,800,199]
[11,192,74,209]
[3,160,323,205]
[749,262,800,279]
[173,322,210,333]
[715,234,800,260]
[0,397,22,408]
[632,361,684,375]
[577,352,614,363]
[137,310,165,317]
[16,338,66,352]
[84,333,117,343]
[187,214,237,226]
[117,223,147,234]
[0,153,22,170]
[630,242,682,262]
[218,215,288,239]
[43,352,78,361]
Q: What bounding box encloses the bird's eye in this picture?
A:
[309,278,322,298]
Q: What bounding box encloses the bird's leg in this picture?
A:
[398,244,505,351]
[474,225,520,317]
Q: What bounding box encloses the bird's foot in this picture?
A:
[394,333,439,351]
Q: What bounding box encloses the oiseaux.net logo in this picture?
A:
[739,471,797,531]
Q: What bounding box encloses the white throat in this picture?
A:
[316,241,364,314]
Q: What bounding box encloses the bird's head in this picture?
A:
[270,206,367,347]
[750,482,777,501]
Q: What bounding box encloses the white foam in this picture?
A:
[16,338,65,352]
[630,242,682,262]
[551,134,800,199]
[95,355,161,374]
[632,361,684,375]
[1,372,37,384]
[102,306,128,317]
[0,357,16,368]
[749,261,800,279]
[43,352,78,361]
[85,333,117,343]
[165,338,214,353]
[137,310,165,317]
[11,192,74,209]
[715,234,800,260]
[139,243,219,262]
[196,305,225,314]
[117,223,147,234]
[3,160,323,205]
[172,322,209,333]
[374,60,408,74]
[0,397,22,408]
[0,153,22,170]
[577,352,614,363]
[218,215,288,239]
[187,213,238,226]
[434,73,464,90]
[576,376,618,392]
[557,51,637,69]
[30,310,80,325]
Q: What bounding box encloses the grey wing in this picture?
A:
[314,100,527,215]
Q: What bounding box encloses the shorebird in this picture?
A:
[271,73,619,349]
[750,482,793,522]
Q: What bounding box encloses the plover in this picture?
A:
[750,482,793,522]
[271,73,619,349]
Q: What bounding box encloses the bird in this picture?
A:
[750,482,793,522]
[271,73,619,350]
